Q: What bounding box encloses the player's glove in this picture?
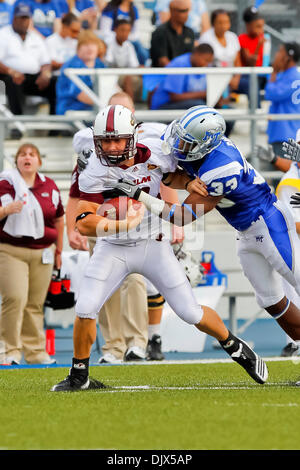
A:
[110,180,142,200]
[290,192,300,206]
[77,149,92,173]
[282,139,300,163]
[253,145,277,163]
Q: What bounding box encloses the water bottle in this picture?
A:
[46,329,55,356]
[263,33,271,67]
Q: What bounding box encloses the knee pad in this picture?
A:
[147,293,165,310]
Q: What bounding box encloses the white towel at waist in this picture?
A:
[0,168,45,239]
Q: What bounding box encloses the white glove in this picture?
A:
[253,145,277,163]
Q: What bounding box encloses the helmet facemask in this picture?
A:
[167,118,224,162]
[93,132,137,167]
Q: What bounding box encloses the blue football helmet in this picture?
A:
[166,106,226,162]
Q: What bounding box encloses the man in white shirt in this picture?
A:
[0,3,56,116]
[105,18,141,100]
[46,12,81,75]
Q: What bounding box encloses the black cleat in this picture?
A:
[146,335,165,361]
[51,373,106,392]
[124,346,146,362]
[281,342,299,357]
[230,339,268,384]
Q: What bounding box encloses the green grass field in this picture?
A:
[0,359,300,450]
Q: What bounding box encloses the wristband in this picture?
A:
[55,248,62,255]
[76,211,93,222]
[166,204,177,220]
[182,203,198,219]
[271,155,278,164]
[138,191,165,216]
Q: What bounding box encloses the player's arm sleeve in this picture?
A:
[69,166,83,199]
[72,128,93,154]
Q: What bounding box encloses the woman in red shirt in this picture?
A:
[0,143,64,365]
[232,6,267,107]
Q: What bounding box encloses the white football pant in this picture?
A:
[76,239,203,325]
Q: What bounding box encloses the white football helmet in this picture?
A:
[93,105,138,166]
[167,106,226,162]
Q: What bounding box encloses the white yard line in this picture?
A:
[94,356,300,366]
[97,382,294,393]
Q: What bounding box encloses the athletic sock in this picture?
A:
[218,331,241,356]
[71,357,89,380]
[148,324,161,340]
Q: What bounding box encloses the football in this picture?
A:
[97,196,142,220]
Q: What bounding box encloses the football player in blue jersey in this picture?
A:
[112,106,300,378]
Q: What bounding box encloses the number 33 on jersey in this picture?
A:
[179,137,276,232]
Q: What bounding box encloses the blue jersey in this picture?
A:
[178,137,277,231]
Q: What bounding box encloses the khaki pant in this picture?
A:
[0,243,54,364]
[89,238,148,359]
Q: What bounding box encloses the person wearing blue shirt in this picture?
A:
[150,44,214,111]
[56,30,105,115]
[14,0,63,37]
[265,42,300,158]
[0,0,13,28]
[59,0,94,14]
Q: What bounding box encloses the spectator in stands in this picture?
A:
[150,43,213,110]
[150,0,194,67]
[97,36,107,60]
[56,30,105,114]
[239,6,265,68]
[233,6,267,106]
[46,12,81,74]
[199,9,241,69]
[14,0,63,37]
[99,0,149,65]
[0,0,13,28]
[105,18,141,100]
[0,4,56,119]
[0,143,64,365]
[264,42,300,158]
[154,0,210,40]
[59,0,101,31]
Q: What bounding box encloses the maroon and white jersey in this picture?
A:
[78,142,176,244]
[70,122,169,200]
